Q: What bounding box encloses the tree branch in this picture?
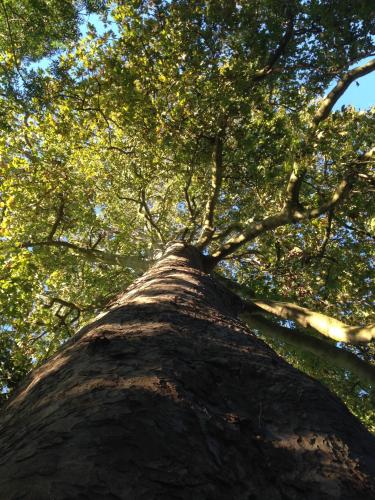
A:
[280,61,375,229]
[44,297,82,326]
[20,240,147,270]
[184,167,197,221]
[209,211,290,265]
[341,221,375,241]
[211,275,375,381]
[47,197,65,241]
[283,162,306,214]
[211,221,244,242]
[241,313,375,385]
[209,147,374,266]
[249,298,375,344]
[317,207,333,258]
[314,58,375,125]
[140,190,166,243]
[180,169,199,242]
[254,16,294,80]
[0,0,22,73]
[196,132,225,249]
[301,147,374,220]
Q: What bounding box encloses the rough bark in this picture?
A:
[0,243,374,500]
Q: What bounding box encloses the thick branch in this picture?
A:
[281,62,375,227]
[47,197,65,241]
[210,211,290,265]
[180,171,199,242]
[211,275,375,382]
[241,313,375,385]
[20,240,147,270]
[184,167,198,222]
[318,208,333,256]
[250,299,375,344]
[196,134,225,249]
[314,58,375,125]
[301,147,374,220]
[254,16,294,80]
[284,149,374,224]
[283,162,305,213]
[211,221,244,242]
[210,147,374,266]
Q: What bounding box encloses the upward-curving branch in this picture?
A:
[209,147,374,266]
[314,58,375,126]
[241,313,375,384]
[196,132,225,249]
[249,298,375,344]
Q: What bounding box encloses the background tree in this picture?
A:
[0,1,375,496]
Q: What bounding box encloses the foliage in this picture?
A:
[0,1,374,428]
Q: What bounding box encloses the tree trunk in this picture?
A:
[0,243,374,500]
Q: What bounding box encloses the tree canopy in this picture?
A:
[1,0,374,430]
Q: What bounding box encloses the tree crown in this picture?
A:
[1,0,374,428]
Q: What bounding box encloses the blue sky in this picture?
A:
[332,57,375,111]
[335,75,374,110]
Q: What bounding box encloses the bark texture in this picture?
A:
[0,242,374,499]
